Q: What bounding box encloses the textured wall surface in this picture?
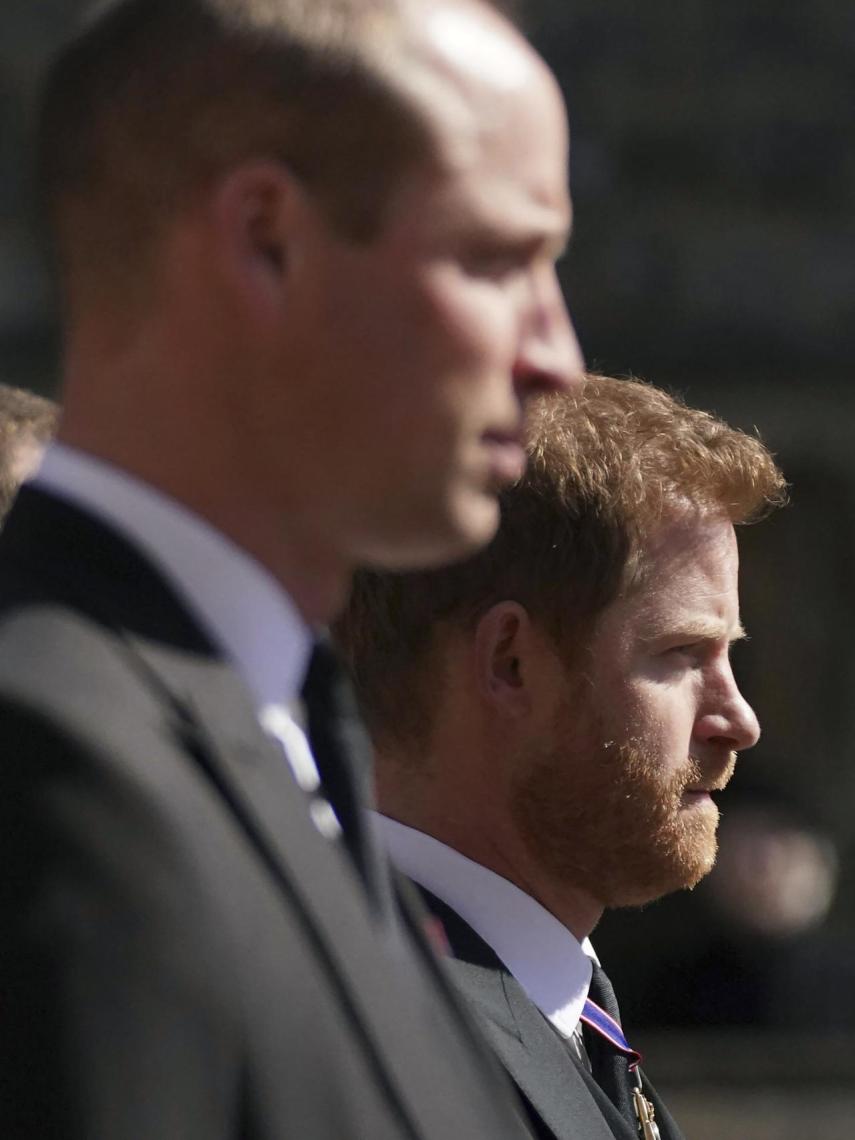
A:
[531,0,855,386]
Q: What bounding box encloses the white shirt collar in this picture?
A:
[32,442,312,711]
[374,813,596,1038]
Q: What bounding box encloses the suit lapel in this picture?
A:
[124,630,370,921]
[118,632,433,1103]
[420,892,635,1140]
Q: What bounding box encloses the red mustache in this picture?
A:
[682,751,737,795]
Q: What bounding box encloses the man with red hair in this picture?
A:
[338,376,786,1140]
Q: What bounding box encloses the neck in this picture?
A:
[378,763,605,942]
[57,352,352,628]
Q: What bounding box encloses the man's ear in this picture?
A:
[473,601,537,717]
[208,160,311,315]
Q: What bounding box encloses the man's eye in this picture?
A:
[664,643,699,659]
[463,240,535,279]
[466,251,522,278]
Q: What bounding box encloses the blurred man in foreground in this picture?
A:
[338,376,786,1140]
[0,0,582,1137]
[0,383,57,521]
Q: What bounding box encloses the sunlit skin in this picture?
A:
[57,0,583,624]
[377,511,760,942]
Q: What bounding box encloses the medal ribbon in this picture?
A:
[579,998,642,1071]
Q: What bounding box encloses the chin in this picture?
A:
[606,859,714,909]
[447,481,502,546]
[386,491,500,568]
[601,826,720,908]
[352,493,499,573]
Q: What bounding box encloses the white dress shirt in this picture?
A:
[32,442,317,784]
[374,813,597,1040]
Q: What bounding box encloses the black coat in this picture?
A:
[0,486,533,1140]
[419,889,687,1140]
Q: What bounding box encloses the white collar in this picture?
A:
[374,813,596,1038]
[32,442,311,712]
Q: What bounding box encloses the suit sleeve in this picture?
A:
[0,699,241,1139]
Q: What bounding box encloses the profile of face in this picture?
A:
[511,512,761,909]
[249,1,583,574]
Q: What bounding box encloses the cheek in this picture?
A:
[619,680,698,771]
[364,274,522,448]
[419,265,521,370]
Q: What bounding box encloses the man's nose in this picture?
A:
[513,267,585,396]
[695,678,762,753]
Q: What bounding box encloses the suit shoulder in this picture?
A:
[0,602,165,734]
[0,602,214,870]
[0,601,242,975]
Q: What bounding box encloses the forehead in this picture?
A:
[600,513,742,645]
[398,1,572,236]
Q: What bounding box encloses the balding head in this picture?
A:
[38,0,533,314]
[42,0,580,617]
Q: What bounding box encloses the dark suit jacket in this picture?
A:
[0,486,533,1140]
[420,890,686,1140]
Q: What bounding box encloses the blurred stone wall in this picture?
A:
[531,0,855,385]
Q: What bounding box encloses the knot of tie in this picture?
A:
[301,636,391,920]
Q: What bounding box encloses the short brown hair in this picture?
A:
[336,375,787,748]
[0,385,59,523]
[39,0,503,301]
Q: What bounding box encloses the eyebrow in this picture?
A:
[550,207,573,260]
[519,220,572,261]
[640,617,747,646]
[517,199,574,262]
[550,230,571,261]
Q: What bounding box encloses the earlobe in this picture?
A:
[474,601,533,716]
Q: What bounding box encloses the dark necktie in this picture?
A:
[300,636,395,924]
[582,962,639,1127]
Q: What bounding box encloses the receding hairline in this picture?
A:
[39,2,407,207]
[39,0,532,309]
[400,0,565,188]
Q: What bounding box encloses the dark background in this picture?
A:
[2,3,854,1134]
